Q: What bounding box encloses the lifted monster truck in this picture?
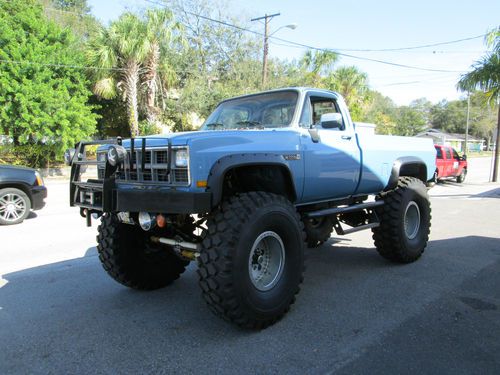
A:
[68,88,436,329]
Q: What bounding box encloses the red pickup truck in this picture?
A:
[433,145,467,183]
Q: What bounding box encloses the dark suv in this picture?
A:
[0,165,47,225]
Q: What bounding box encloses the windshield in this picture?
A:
[201,91,298,130]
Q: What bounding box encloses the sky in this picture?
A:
[87,0,500,105]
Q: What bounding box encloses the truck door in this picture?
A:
[435,146,445,177]
[444,147,453,176]
[299,93,361,201]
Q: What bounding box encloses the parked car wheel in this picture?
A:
[0,187,31,225]
[456,168,467,183]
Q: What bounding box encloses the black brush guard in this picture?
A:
[69,138,211,221]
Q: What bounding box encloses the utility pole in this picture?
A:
[465,92,470,155]
[251,13,280,88]
[493,100,500,182]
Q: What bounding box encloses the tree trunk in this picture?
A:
[492,104,500,182]
[123,60,140,137]
[145,42,160,125]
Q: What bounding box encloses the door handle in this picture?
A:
[341,135,352,140]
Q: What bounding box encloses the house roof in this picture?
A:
[416,128,484,142]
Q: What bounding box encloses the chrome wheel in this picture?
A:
[404,201,421,240]
[248,231,285,291]
[0,192,27,223]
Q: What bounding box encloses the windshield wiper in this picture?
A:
[204,122,224,129]
[236,120,261,127]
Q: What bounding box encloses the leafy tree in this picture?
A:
[394,106,427,136]
[430,99,467,134]
[360,91,397,134]
[0,0,97,166]
[40,0,100,42]
[469,91,498,148]
[458,27,500,181]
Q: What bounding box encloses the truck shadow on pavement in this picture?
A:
[1,236,500,374]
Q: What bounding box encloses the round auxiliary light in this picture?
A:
[107,145,126,167]
[138,212,156,231]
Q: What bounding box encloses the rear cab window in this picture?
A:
[445,148,452,159]
[435,146,443,159]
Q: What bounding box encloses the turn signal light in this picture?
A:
[156,214,166,228]
[196,180,207,188]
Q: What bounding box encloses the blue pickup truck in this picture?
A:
[68,87,436,329]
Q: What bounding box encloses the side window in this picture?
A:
[310,96,344,130]
[445,148,452,159]
[452,149,460,160]
[435,147,443,159]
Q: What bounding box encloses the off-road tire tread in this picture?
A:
[303,216,334,248]
[97,214,188,290]
[197,192,306,329]
[372,177,431,263]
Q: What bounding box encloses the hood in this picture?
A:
[0,164,35,172]
[117,129,286,149]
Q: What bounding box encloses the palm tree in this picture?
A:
[458,28,500,181]
[329,66,368,106]
[87,13,148,137]
[142,9,182,126]
[300,50,339,86]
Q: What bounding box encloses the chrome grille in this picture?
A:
[173,169,189,184]
[115,147,189,186]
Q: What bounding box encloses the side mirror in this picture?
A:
[64,148,76,166]
[320,113,343,129]
[461,154,467,161]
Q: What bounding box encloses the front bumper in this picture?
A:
[71,181,211,214]
[31,186,47,210]
[115,186,211,213]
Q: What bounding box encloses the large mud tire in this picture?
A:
[97,214,188,290]
[198,192,305,329]
[303,216,334,248]
[372,177,431,263]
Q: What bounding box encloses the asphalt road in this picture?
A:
[1,157,499,374]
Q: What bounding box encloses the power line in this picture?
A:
[0,58,125,71]
[142,0,471,73]
[0,58,205,75]
[330,34,487,52]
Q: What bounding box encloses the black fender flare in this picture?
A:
[385,156,428,190]
[206,153,298,207]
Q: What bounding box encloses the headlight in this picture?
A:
[107,145,126,167]
[175,149,189,167]
[138,212,156,231]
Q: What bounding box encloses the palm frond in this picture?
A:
[94,78,117,99]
